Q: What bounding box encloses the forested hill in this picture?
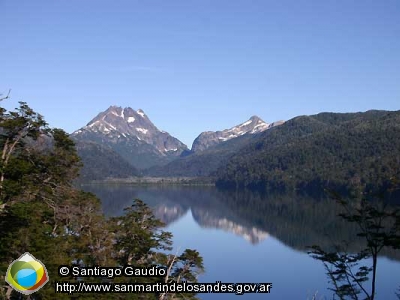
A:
[0,101,204,299]
[145,133,258,177]
[215,110,400,193]
[74,140,139,180]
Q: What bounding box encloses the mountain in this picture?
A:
[191,116,284,152]
[146,134,257,177]
[74,140,139,181]
[146,116,284,177]
[215,110,400,193]
[71,106,188,169]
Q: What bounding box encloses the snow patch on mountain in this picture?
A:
[191,116,285,152]
[240,120,252,127]
[250,123,269,133]
[71,105,188,165]
[88,121,98,128]
[136,128,148,134]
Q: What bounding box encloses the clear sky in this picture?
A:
[1,0,399,147]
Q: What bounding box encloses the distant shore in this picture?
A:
[78,176,215,186]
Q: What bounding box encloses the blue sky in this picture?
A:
[1,0,399,147]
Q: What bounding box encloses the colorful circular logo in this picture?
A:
[5,252,49,295]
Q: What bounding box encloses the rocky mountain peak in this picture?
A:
[250,115,261,121]
[71,105,188,169]
[77,105,159,139]
[137,109,146,118]
[191,115,284,152]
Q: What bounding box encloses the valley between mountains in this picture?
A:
[72,106,400,193]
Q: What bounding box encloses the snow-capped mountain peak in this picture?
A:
[137,109,146,118]
[191,115,284,152]
[71,106,188,168]
[75,106,155,137]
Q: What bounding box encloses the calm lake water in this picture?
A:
[81,184,400,299]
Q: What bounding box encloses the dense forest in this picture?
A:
[0,100,203,300]
[215,110,400,193]
[145,134,257,177]
[75,140,139,181]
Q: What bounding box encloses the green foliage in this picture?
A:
[0,100,204,300]
[72,130,177,171]
[111,199,173,266]
[146,134,257,177]
[75,140,139,181]
[216,110,400,193]
[170,249,203,283]
[0,101,48,203]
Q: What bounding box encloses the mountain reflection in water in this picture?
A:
[82,185,270,245]
[81,184,399,259]
[81,184,400,299]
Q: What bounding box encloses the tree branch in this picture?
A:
[0,89,11,102]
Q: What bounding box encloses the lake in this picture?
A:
[81,184,400,299]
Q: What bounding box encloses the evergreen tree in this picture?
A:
[0,99,204,300]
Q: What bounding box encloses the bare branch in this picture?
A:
[0,89,11,102]
[159,247,180,300]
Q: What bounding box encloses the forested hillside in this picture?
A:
[146,133,259,177]
[0,100,203,300]
[75,140,139,180]
[216,110,400,193]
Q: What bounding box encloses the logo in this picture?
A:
[5,252,49,295]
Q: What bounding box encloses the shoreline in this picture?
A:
[77,176,215,186]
